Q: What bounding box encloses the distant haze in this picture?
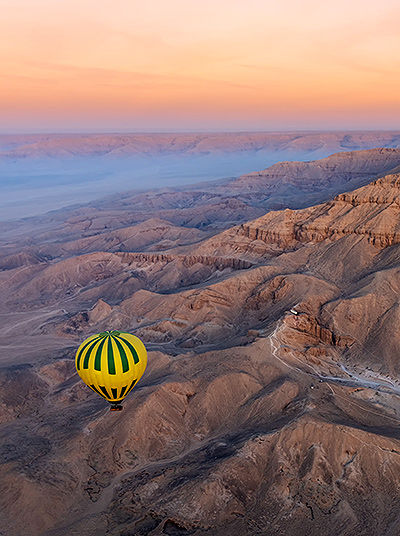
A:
[1,151,310,220]
[1,131,400,221]
[1,151,286,220]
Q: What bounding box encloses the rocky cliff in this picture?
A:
[229,147,400,193]
[193,171,400,261]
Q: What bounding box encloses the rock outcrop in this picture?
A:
[116,251,254,270]
[195,172,400,262]
[229,147,400,193]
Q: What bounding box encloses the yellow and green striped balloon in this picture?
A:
[75,330,147,410]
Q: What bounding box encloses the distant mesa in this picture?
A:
[1,131,400,158]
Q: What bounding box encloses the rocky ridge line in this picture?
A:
[232,172,400,250]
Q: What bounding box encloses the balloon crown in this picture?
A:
[99,330,121,337]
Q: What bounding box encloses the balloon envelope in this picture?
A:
[75,330,147,409]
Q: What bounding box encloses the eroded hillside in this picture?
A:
[2,150,400,535]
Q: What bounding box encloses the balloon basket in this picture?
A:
[110,402,123,412]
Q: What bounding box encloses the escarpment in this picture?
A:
[238,221,400,250]
[284,312,355,348]
[230,172,400,251]
[335,173,400,205]
[116,251,254,270]
[229,147,400,193]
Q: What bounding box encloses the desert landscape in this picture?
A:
[2,0,400,533]
[2,145,400,535]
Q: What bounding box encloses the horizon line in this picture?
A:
[2,128,400,136]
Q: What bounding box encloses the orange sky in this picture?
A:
[1,0,400,131]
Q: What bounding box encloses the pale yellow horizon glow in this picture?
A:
[1,0,399,131]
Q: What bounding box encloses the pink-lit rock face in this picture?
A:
[2,149,400,535]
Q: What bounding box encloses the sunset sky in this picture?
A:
[1,0,399,132]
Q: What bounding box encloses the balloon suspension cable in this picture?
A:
[109,401,123,412]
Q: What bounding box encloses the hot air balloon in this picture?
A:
[75,330,147,411]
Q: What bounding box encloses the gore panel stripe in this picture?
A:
[99,385,111,398]
[76,336,101,370]
[126,378,137,395]
[111,387,118,399]
[112,337,130,372]
[93,337,107,371]
[90,384,106,398]
[119,385,128,399]
[83,338,102,370]
[107,336,116,375]
[117,335,140,364]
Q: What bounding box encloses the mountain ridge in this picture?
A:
[2,131,400,159]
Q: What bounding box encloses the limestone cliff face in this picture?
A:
[284,312,354,348]
[4,250,254,310]
[222,172,400,253]
[229,147,400,192]
[116,252,254,270]
[335,173,400,205]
